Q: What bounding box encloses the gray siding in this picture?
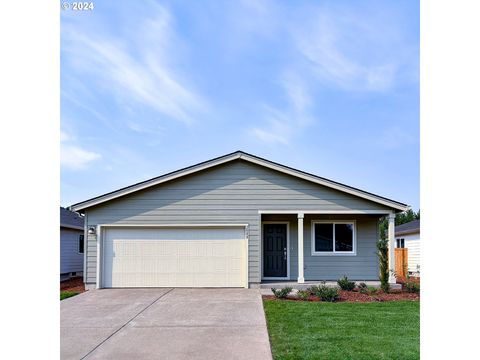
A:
[84,160,389,284]
[303,215,379,280]
[60,228,84,274]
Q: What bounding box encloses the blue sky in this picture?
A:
[60,0,419,210]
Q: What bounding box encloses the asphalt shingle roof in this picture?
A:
[395,219,420,235]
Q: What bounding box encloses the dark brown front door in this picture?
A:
[263,224,287,278]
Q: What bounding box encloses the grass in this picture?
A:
[60,291,79,300]
[263,300,419,360]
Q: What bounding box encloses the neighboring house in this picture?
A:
[60,207,85,279]
[395,219,420,276]
[70,151,408,289]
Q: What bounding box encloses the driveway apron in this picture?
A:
[61,288,272,360]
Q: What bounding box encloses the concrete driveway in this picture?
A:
[61,288,272,360]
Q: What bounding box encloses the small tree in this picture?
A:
[376,238,390,293]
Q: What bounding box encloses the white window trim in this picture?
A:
[78,234,84,254]
[396,238,405,248]
[311,220,357,256]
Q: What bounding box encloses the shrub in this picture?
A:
[271,287,292,299]
[357,282,378,295]
[404,281,420,293]
[315,285,339,302]
[337,275,356,291]
[367,286,378,295]
[357,282,368,293]
[403,272,420,293]
[297,290,310,301]
[306,285,320,295]
[377,238,390,293]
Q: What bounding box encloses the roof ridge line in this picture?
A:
[70,151,408,212]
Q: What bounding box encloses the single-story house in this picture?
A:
[395,219,420,276]
[69,151,408,289]
[60,207,85,280]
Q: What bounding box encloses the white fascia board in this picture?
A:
[60,223,84,231]
[70,153,242,211]
[240,154,408,211]
[395,229,420,236]
[258,210,394,215]
[71,151,407,212]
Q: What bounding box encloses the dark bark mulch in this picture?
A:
[397,276,421,285]
[60,276,86,293]
[263,289,419,303]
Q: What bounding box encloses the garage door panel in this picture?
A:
[103,228,246,288]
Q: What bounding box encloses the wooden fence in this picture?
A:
[395,248,408,283]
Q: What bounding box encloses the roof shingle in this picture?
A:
[395,219,420,236]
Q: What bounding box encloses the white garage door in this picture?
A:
[102,227,247,288]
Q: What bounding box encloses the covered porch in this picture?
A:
[259,210,398,286]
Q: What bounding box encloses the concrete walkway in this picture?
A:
[61,288,272,360]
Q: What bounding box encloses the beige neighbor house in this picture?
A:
[395,219,420,276]
[69,151,408,289]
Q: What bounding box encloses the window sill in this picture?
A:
[311,252,357,256]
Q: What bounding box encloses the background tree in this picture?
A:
[379,209,420,240]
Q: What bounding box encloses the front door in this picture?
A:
[263,224,287,278]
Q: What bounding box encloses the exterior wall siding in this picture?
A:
[303,215,379,280]
[84,160,390,285]
[404,234,420,273]
[60,228,84,274]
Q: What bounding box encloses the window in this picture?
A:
[396,238,405,248]
[78,235,84,254]
[312,221,356,255]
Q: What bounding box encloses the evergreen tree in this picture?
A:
[378,209,420,240]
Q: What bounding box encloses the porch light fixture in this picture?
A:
[88,226,96,235]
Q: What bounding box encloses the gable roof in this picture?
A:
[70,151,409,212]
[395,219,420,236]
[60,207,84,230]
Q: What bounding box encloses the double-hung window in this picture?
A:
[311,221,356,255]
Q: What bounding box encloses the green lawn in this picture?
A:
[60,291,79,300]
[263,300,419,360]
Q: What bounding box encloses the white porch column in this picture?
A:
[388,213,396,284]
[297,213,305,283]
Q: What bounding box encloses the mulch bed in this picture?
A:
[397,277,421,285]
[263,289,419,303]
[60,276,86,293]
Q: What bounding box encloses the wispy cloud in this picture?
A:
[292,4,415,92]
[251,109,292,145]
[280,72,313,125]
[298,36,397,92]
[126,120,165,136]
[62,4,204,125]
[247,2,417,145]
[60,130,101,170]
[250,72,315,145]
